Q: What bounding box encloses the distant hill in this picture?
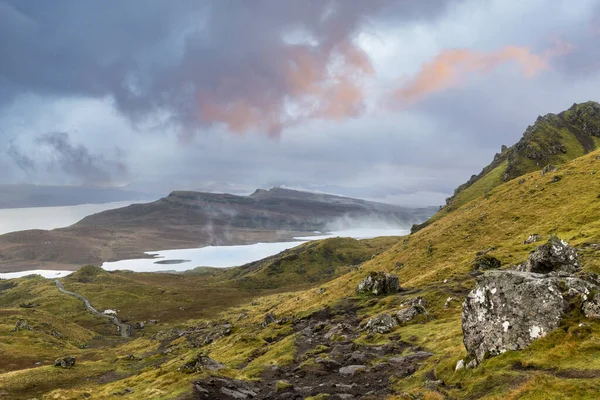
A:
[445,101,600,211]
[0,187,435,272]
[0,184,157,209]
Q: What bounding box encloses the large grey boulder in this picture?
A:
[356,272,400,295]
[462,238,598,367]
[462,271,567,365]
[517,236,580,274]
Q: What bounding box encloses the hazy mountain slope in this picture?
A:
[445,101,600,212]
[0,188,434,272]
[75,187,435,230]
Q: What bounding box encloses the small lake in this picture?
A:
[0,228,409,279]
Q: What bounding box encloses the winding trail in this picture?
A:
[54,279,131,338]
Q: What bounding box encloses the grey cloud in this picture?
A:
[6,140,35,172]
[0,0,462,135]
[35,132,127,185]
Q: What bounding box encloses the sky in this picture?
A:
[1,0,599,206]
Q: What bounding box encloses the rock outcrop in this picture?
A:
[516,236,580,274]
[54,356,76,368]
[12,319,31,332]
[473,255,501,271]
[361,313,398,334]
[462,238,598,367]
[356,272,400,295]
[181,355,224,373]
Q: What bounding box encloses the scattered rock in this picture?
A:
[523,234,541,245]
[237,312,248,321]
[262,312,276,327]
[550,175,562,183]
[361,313,398,334]
[395,307,420,324]
[193,378,258,399]
[316,288,326,295]
[356,272,401,296]
[19,302,39,308]
[134,322,145,329]
[541,164,558,176]
[582,293,600,319]
[517,236,580,274]
[476,247,496,257]
[50,330,63,339]
[112,387,133,396]
[473,255,501,271]
[455,359,465,371]
[54,356,76,368]
[462,238,597,366]
[149,319,159,324]
[181,354,224,373]
[338,365,367,376]
[347,351,368,364]
[444,297,455,308]
[315,357,342,371]
[12,319,31,332]
[323,323,354,340]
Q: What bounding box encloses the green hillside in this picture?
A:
[3,122,600,398]
[445,101,600,213]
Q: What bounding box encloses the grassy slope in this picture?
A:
[4,151,600,398]
[445,101,600,213]
[24,149,600,399]
[0,237,399,399]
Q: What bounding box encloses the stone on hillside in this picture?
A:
[262,312,276,327]
[395,306,420,324]
[462,269,598,367]
[338,365,367,376]
[582,293,600,319]
[541,165,558,176]
[12,319,31,332]
[324,323,354,340]
[444,297,455,308]
[54,356,76,368]
[193,377,258,399]
[134,321,145,329]
[362,313,398,334]
[181,355,224,373]
[473,255,501,271]
[517,236,580,274]
[523,234,541,244]
[356,272,401,295]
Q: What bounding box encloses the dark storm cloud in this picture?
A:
[5,131,128,185]
[0,0,461,135]
[1,0,599,205]
[6,141,35,172]
[36,132,127,185]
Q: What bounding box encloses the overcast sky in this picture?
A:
[1,0,599,206]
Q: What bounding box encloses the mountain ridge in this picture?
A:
[445,101,600,211]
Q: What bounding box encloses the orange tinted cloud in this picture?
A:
[392,46,550,103]
[196,42,373,135]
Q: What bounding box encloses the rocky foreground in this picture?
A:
[158,237,600,399]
